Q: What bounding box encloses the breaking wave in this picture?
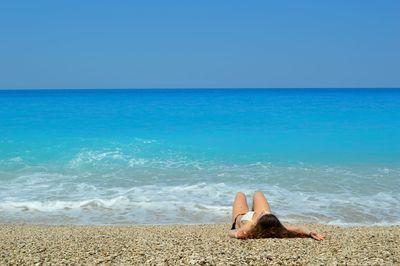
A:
[1,150,399,225]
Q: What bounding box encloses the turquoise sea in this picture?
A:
[0,89,399,225]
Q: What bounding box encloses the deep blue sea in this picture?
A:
[0,89,399,225]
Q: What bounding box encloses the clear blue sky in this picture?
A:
[0,1,399,89]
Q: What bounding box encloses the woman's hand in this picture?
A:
[310,231,325,241]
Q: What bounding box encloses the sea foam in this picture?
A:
[1,155,399,225]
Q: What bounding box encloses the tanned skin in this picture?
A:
[229,191,325,240]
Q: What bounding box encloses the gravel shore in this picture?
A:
[1,223,399,265]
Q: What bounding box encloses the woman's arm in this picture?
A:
[285,225,325,241]
[228,229,248,239]
[228,229,237,238]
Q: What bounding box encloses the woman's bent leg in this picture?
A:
[232,192,249,224]
[252,191,272,214]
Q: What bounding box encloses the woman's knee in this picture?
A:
[254,191,264,196]
[236,192,246,198]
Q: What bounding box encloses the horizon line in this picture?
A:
[1,87,400,91]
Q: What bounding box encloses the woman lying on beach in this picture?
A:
[229,191,325,240]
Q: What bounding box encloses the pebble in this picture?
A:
[0,224,399,265]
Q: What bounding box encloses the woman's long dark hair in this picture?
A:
[248,214,302,239]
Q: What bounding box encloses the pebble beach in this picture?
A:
[1,224,399,265]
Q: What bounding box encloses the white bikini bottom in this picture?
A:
[240,211,255,222]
